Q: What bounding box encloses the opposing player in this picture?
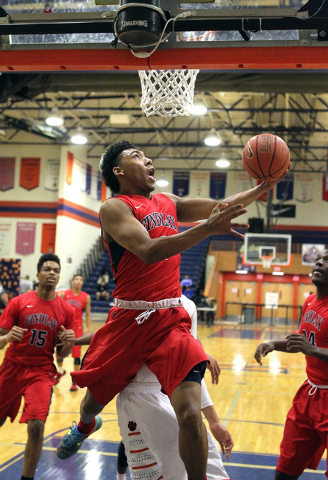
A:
[254,249,328,479]
[56,274,92,391]
[0,253,75,480]
[57,140,284,480]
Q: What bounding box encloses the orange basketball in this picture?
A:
[242,134,290,182]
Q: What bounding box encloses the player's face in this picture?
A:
[37,261,60,288]
[120,149,156,192]
[312,250,328,286]
[72,275,83,289]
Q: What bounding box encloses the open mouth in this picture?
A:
[148,168,156,181]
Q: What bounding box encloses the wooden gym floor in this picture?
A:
[1,319,326,480]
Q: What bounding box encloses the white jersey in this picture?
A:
[116,295,229,480]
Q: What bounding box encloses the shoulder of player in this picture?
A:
[100,196,134,218]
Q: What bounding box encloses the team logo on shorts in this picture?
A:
[128,421,137,431]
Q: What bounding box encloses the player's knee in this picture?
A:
[176,402,202,433]
[27,419,45,440]
[74,357,81,366]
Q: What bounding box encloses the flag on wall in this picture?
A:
[44,159,59,191]
[16,222,36,255]
[191,171,209,197]
[295,173,313,203]
[86,164,92,195]
[41,223,56,253]
[0,157,15,191]
[276,173,294,201]
[101,181,107,202]
[66,152,74,185]
[20,157,40,190]
[210,172,226,199]
[0,222,12,256]
[173,171,190,197]
[322,174,328,202]
[97,171,102,201]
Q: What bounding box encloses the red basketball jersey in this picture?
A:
[63,289,88,322]
[0,290,75,366]
[298,293,328,384]
[102,193,181,301]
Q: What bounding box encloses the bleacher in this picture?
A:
[84,238,210,314]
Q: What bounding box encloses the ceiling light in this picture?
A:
[235,270,248,274]
[272,271,284,276]
[71,128,88,145]
[156,172,169,187]
[46,108,63,127]
[216,158,230,168]
[204,130,221,147]
[191,104,207,115]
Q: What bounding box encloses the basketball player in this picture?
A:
[56,274,92,391]
[0,253,75,480]
[57,140,285,480]
[73,295,232,480]
[254,249,328,480]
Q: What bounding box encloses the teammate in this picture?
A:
[73,295,233,480]
[56,274,92,391]
[0,253,75,480]
[254,248,328,479]
[57,140,285,480]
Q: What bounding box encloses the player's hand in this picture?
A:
[206,202,249,240]
[254,342,274,365]
[7,326,28,343]
[209,422,234,459]
[206,353,221,384]
[285,334,314,355]
[58,326,75,346]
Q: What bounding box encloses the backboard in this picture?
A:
[244,233,292,267]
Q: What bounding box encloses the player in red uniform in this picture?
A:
[57,140,285,480]
[56,274,92,391]
[0,253,75,480]
[255,248,328,479]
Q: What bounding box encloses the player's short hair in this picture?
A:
[72,273,83,281]
[37,253,61,273]
[99,140,135,194]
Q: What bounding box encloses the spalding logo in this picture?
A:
[247,142,254,158]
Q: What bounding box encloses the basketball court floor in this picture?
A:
[1,319,326,480]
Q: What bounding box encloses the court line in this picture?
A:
[222,462,325,474]
[222,389,241,427]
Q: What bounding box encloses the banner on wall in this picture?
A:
[322,174,328,202]
[0,258,21,295]
[210,172,226,199]
[173,171,190,197]
[276,173,294,201]
[41,223,56,253]
[101,181,107,202]
[0,222,11,256]
[16,222,36,255]
[86,164,92,195]
[295,173,313,203]
[191,171,209,197]
[91,170,98,199]
[20,157,40,190]
[79,160,86,192]
[44,159,59,191]
[235,171,253,192]
[302,243,325,266]
[97,171,102,200]
[66,151,74,185]
[0,157,15,191]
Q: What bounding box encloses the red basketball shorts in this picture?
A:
[71,320,83,358]
[71,306,208,404]
[0,359,57,423]
[277,380,328,477]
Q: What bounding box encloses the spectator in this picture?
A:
[180,274,193,291]
[206,298,217,328]
[0,292,9,316]
[19,275,33,294]
[183,285,195,300]
[96,271,110,302]
[193,289,208,323]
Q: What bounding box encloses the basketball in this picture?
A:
[242,134,290,182]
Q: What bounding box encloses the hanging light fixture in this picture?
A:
[156,171,169,187]
[204,129,222,147]
[71,128,88,145]
[216,157,230,168]
[191,103,207,115]
[46,108,64,127]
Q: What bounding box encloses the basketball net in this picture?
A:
[139,69,199,117]
[261,255,273,269]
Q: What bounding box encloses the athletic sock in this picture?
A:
[116,474,127,480]
[77,418,96,435]
[21,476,34,480]
[57,366,65,374]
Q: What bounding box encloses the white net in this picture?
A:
[138,69,199,117]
